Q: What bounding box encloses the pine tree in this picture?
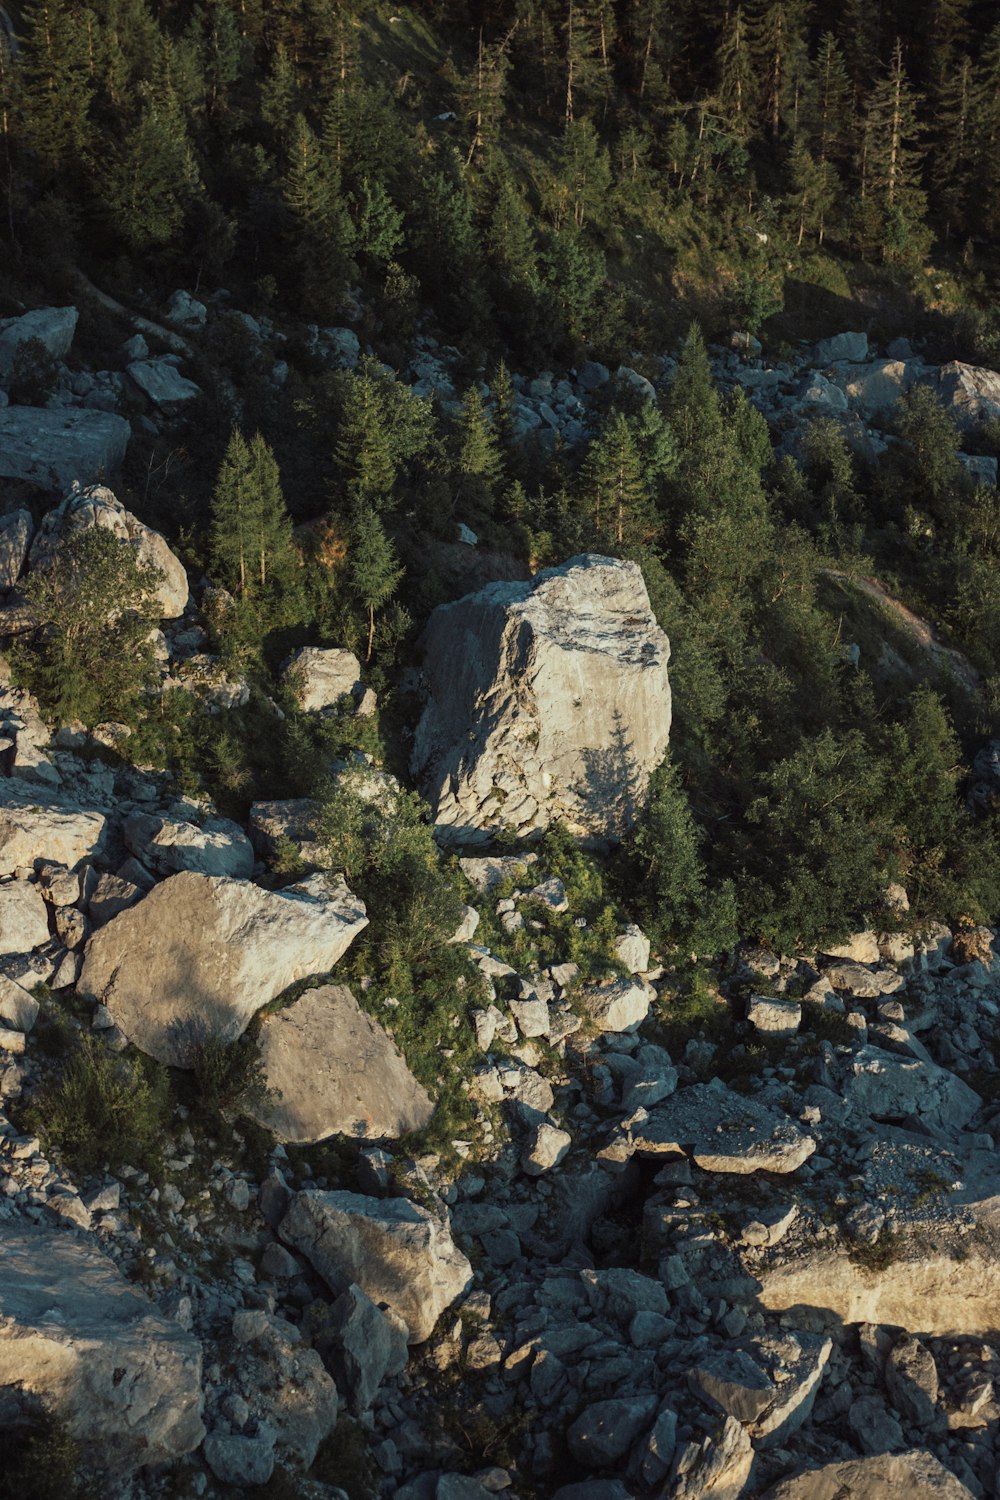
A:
[453,387,503,521]
[716,6,756,141]
[786,137,837,245]
[347,506,403,661]
[18,0,97,174]
[457,22,517,166]
[104,89,201,251]
[580,409,654,549]
[209,429,302,631]
[562,0,602,126]
[931,52,974,239]
[283,113,356,319]
[857,40,928,264]
[260,41,298,136]
[547,117,611,229]
[747,0,808,138]
[973,24,1000,239]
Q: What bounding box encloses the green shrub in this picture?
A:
[27,1035,170,1175]
[186,1033,273,1124]
[0,1407,83,1500]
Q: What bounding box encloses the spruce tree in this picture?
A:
[347,506,403,662]
[209,429,302,640]
[283,113,356,319]
[857,40,928,264]
[716,6,756,141]
[104,89,201,251]
[580,409,654,549]
[453,387,503,521]
[18,0,96,174]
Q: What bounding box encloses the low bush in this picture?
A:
[27,1035,170,1175]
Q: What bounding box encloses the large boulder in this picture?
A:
[621,1079,816,1175]
[0,408,130,490]
[0,509,34,589]
[251,984,433,1143]
[813,332,868,364]
[79,871,368,1067]
[279,1190,473,1343]
[124,809,254,879]
[0,879,50,956]
[30,484,189,618]
[935,361,1000,431]
[127,357,201,405]
[0,1222,204,1473]
[411,555,671,843]
[763,1450,975,1499]
[282,647,363,712]
[0,778,106,874]
[0,306,78,379]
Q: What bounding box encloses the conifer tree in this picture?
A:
[283,113,356,319]
[973,24,1000,239]
[857,40,928,263]
[347,506,403,662]
[104,88,201,251]
[931,53,974,239]
[747,0,808,137]
[716,6,756,141]
[453,387,503,520]
[580,409,653,549]
[18,0,97,174]
[209,429,302,634]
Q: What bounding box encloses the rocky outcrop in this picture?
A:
[251,984,434,1143]
[127,356,201,406]
[282,646,363,712]
[0,407,131,490]
[79,871,368,1066]
[30,484,189,618]
[611,1078,816,1174]
[0,778,106,874]
[124,808,254,879]
[0,509,33,589]
[411,555,671,843]
[936,361,1000,431]
[0,306,78,378]
[764,1449,976,1498]
[0,1222,204,1472]
[279,1190,473,1343]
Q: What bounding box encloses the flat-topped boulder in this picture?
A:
[411,555,671,843]
[763,1449,975,1499]
[0,306,78,378]
[623,1079,816,1175]
[280,1190,473,1343]
[79,871,367,1066]
[0,1222,204,1472]
[251,984,433,1143]
[0,408,130,490]
[0,778,106,874]
[30,483,188,618]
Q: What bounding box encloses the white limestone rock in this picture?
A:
[30,483,188,618]
[0,1222,204,1473]
[763,1450,975,1499]
[627,1079,816,1175]
[0,778,106,874]
[282,646,363,712]
[124,809,254,879]
[79,870,368,1066]
[127,356,201,405]
[0,408,131,491]
[251,983,433,1143]
[0,878,50,956]
[279,1189,473,1343]
[412,555,671,843]
[0,306,78,378]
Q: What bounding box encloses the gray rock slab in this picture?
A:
[252,983,433,1143]
[0,407,130,490]
[0,778,106,874]
[0,1222,204,1472]
[279,1189,473,1343]
[79,870,367,1066]
[627,1079,816,1174]
[0,306,78,377]
[763,1450,974,1499]
[412,555,671,843]
[127,357,201,405]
